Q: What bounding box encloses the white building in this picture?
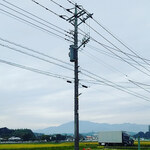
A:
[8,137,21,141]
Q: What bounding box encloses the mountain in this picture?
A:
[35,121,149,134]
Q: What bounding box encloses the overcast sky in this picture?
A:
[0,0,150,130]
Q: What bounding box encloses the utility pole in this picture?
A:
[74,4,79,150]
[138,136,140,150]
[68,4,93,150]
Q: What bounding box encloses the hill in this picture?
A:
[35,121,148,134]
[0,127,35,140]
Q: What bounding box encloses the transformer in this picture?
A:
[69,45,76,62]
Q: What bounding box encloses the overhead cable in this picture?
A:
[0,58,73,81]
[80,70,150,103]
[79,28,150,62]
[92,18,150,66]
[2,0,71,35]
[128,79,150,94]
[79,26,150,76]
[84,22,150,75]
[0,37,73,67]
[128,81,150,87]
[66,0,75,5]
[0,8,73,43]
[80,49,127,76]
[49,0,73,14]
[32,0,69,21]
[87,44,150,66]
[0,43,74,71]
[0,2,73,39]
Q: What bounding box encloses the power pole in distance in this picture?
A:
[68,4,93,150]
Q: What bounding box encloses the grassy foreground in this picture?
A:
[0,141,150,150]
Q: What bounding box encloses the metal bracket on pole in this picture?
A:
[78,13,93,26]
[78,37,90,50]
[67,5,93,26]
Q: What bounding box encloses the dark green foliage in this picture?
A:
[40,135,51,141]
[134,131,150,139]
[145,132,150,139]
[13,129,36,141]
[134,131,145,138]
[55,134,66,141]
[35,134,69,142]
[0,127,13,139]
[0,127,35,141]
[49,134,67,142]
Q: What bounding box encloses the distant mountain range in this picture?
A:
[35,121,149,134]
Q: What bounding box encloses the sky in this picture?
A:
[0,0,150,130]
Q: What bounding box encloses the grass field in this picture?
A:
[0,141,150,150]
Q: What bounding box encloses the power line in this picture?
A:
[128,79,150,94]
[91,37,150,77]
[74,5,150,66]
[2,0,72,35]
[81,72,150,102]
[80,79,138,89]
[79,25,150,76]
[81,68,126,89]
[32,0,61,17]
[66,0,91,13]
[79,28,150,63]
[129,81,150,87]
[0,37,73,67]
[92,18,150,67]
[66,0,75,5]
[31,0,69,21]
[87,44,130,62]
[84,22,150,75]
[91,38,150,63]
[0,42,74,71]
[80,70,150,103]
[63,3,150,102]
[0,58,73,81]
[0,2,73,40]
[49,0,73,14]
[87,44,150,67]
[63,3,150,76]
[0,8,73,43]
[29,1,150,102]
[80,49,127,76]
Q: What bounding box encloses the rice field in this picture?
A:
[0,142,73,150]
[0,141,150,150]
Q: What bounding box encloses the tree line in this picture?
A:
[0,127,35,141]
[133,131,150,139]
[0,127,73,142]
